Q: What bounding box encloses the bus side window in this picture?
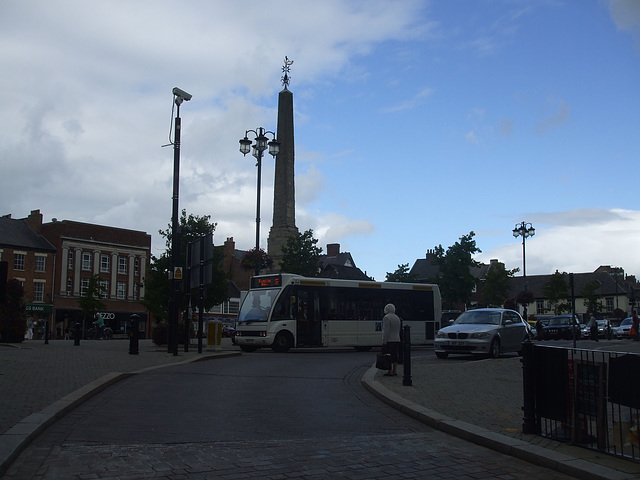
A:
[272,288,294,320]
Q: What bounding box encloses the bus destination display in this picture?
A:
[251,275,282,289]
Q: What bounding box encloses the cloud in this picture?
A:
[381,86,434,112]
[606,0,640,49]
[477,208,640,277]
[535,99,570,134]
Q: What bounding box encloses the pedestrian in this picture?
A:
[588,315,598,341]
[381,303,401,377]
[535,318,544,340]
[632,311,639,342]
[94,313,105,339]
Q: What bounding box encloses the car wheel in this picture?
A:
[435,351,448,359]
[271,332,293,353]
[240,345,258,353]
[489,338,500,359]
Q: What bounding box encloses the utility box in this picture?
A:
[207,320,222,351]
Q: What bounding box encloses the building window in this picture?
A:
[0,249,3,261]
[35,255,46,272]
[134,257,140,276]
[13,253,25,271]
[606,297,614,312]
[118,256,127,275]
[116,281,127,300]
[82,252,92,271]
[536,300,544,315]
[67,276,73,295]
[68,250,74,270]
[100,254,110,273]
[99,280,109,298]
[33,281,45,302]
[81,278,90,296]
[133,282,139,300]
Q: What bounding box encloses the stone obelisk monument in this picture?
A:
[268,57,299,269]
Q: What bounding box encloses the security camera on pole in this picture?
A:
[168,87,191,356]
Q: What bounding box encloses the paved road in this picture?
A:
[3,351,576,479]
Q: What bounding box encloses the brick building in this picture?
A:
[0,210,57,337]
[40,214,152,338]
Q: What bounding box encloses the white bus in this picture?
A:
[234,274,442,353]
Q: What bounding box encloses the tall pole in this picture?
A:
[255,146,263,251]
[168,106,181,356]
[513,221,535,321]
[521,232,527,320]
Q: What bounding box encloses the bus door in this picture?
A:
[296,288,321,347]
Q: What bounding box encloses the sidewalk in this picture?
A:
[363,345,640,480]
[2,339,640,480]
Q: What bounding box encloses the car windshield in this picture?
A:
[620,318,632,326]
[454,311,501,325]
[237,289,279,323]
[548,317,571,326]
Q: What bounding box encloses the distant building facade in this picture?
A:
[0,210,57,338]
[40,214,152,337]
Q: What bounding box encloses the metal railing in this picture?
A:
[522,342,640,462]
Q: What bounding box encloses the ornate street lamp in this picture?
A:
[513,221,535,320]
[239,127,280,251]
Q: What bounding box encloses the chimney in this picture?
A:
[26,209,43,234]
[327,243,340,257]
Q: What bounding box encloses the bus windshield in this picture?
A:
[237,289,280,323]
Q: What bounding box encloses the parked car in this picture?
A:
[613,317,633,338]
[222,326,235,338]
[542,315,581,340]
[434,308,530,359]
[581,319,613,339]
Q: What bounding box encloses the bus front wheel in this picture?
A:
[240,345,258,353]
[271,332,293,353]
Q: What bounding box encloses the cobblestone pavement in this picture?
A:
[2,338,640,479]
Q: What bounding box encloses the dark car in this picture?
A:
[542,315,580,340]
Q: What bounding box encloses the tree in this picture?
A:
[385,263,418,283]
[431,232,481,310]
[482,262,518,307]
[582,280,604,315]
[142,209,228,326]
[77,274,107,328]
[0,278,27,342]
[279,229,323,277]
[543,271,571,314]
[241,247,273,275]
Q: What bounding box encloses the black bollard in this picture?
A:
[44,320,49,345]
[73,322,81,346]
[129,314,140,355]
[402,324,412,386]
[521,338,538,434]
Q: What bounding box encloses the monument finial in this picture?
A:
[281,56,293,89]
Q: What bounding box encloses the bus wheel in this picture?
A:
[354,346,372,352]
[271,332,293,353]
[240,345,258,353]
[435,351,448,359]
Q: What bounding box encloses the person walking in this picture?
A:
[381,303,401,377]
[632,311,639,342]
[588,315,598,342]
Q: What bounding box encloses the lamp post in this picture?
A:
[513,221,535,320]
[168,87,191,356]
[239,127,280,253]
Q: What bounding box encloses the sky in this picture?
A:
[1,0,639,283]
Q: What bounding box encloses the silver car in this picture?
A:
[434,308,529,359]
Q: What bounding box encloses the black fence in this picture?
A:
[522,343,640,462]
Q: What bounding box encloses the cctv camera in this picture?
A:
[172,87,192,101]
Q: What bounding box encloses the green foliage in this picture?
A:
[385,263,418,283]
[430,232,481,310]
[482,262,518,307]
[581,280,604,315]
[142,209,229,322]
[241,247,273,274]
[279,229,323,277]
[0,278,27,342]
[77,274,107,328]
[543,271,571,314]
